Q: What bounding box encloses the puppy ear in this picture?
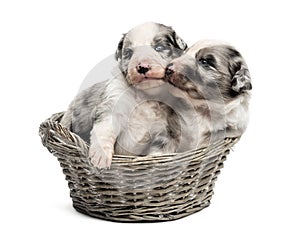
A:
[172,32,188,51]
[115,33,126,61]
[228,48,252,93]
[158,24,187,51]
[231,63,252,93]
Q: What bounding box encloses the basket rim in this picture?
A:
[39,111,240,165]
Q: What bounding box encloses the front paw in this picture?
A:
[88,143,114,169]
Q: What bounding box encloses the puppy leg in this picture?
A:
[89,120,116,169]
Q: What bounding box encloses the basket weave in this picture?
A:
[39,112,239,222]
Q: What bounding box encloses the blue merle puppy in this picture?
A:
[61,22,187,168]
[165,40,252,148]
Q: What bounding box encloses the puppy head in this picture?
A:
[166,40,252,101]
[115,22,187,88]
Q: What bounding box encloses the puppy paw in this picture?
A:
[88,143,114,169]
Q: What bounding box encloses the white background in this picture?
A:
[1,0,299,232]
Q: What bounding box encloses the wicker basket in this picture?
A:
[39,112,239,222]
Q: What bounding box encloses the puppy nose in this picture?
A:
[137,64,150,74]
[165,63,174,77]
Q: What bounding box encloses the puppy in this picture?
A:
[165,40,252,148]
[61,22,187,168]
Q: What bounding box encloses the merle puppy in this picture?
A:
[61,22,187,168]
[165,40,252,149]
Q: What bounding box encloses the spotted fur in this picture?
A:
[165,40,252,147]
[61,22,187,168]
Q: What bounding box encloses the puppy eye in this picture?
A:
[198,58,209,65]
[154,45,165,52]
[123,48,133,58]
[198,57,216,69]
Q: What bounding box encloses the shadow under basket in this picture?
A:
[39,112,240,222]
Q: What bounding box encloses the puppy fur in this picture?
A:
[61,22,187,168]
[165,40,252,148]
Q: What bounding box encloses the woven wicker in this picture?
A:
[39,112,239,222]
